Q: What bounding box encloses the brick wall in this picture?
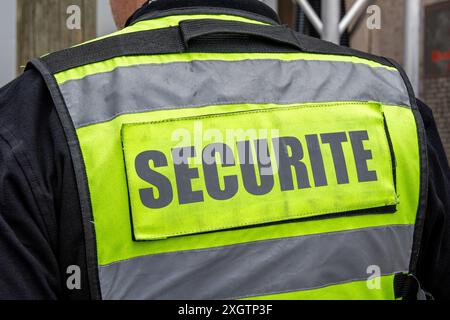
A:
[421,0,450,162]
[422,77,450,159]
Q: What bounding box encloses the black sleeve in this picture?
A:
[415,99,450,300]
[0,70,89,300]
[0,135,60,299]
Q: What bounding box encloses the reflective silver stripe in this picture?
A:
[58,59,410,128]
[98,225,413,300]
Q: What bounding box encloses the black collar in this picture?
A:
[126,0,280,27]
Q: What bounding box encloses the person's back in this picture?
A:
[0,0,449,300]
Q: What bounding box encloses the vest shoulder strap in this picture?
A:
[38,19,301,74]
[35,18,395,75]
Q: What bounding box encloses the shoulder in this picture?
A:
[293,32,394,67]
[0,67,71,225]
[0,68,53,130]
[416,99,450,175]
[0,69,51,171]
[0,68,61,175]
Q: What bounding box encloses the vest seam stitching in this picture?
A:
[75,101,411,129]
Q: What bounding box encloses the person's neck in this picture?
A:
[125,0,280,27]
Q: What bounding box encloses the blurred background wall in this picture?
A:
[0,0,115,87]
[279,0,450,161]
[0,0,449,159]
[16,0,96,75]
[347,0,450,159]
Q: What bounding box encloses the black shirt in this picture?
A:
[0,0,449,300]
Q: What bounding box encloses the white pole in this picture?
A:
[296,0,323,35]
[296,0,373,45]
[339,0,371,35]
[404,0,421,94]
[321,0,341,44]
[0,0,16,86]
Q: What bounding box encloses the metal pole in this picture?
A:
[339,0,371,35]
[321,0,341,44]
[404,0,421,94]
[296,0,323,35]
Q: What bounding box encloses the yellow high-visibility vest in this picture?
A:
[29,14,427,300]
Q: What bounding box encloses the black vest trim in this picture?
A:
[27,58,102,300]
[39,18,394,75]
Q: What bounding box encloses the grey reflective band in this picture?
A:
[98,225,413,300]
[58,59,410,128]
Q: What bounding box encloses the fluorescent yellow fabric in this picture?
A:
[47,13,421,299]
[54,15,396,84]
[55,52,397,84]
[71,100,419,266]
[122,103,397,240]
